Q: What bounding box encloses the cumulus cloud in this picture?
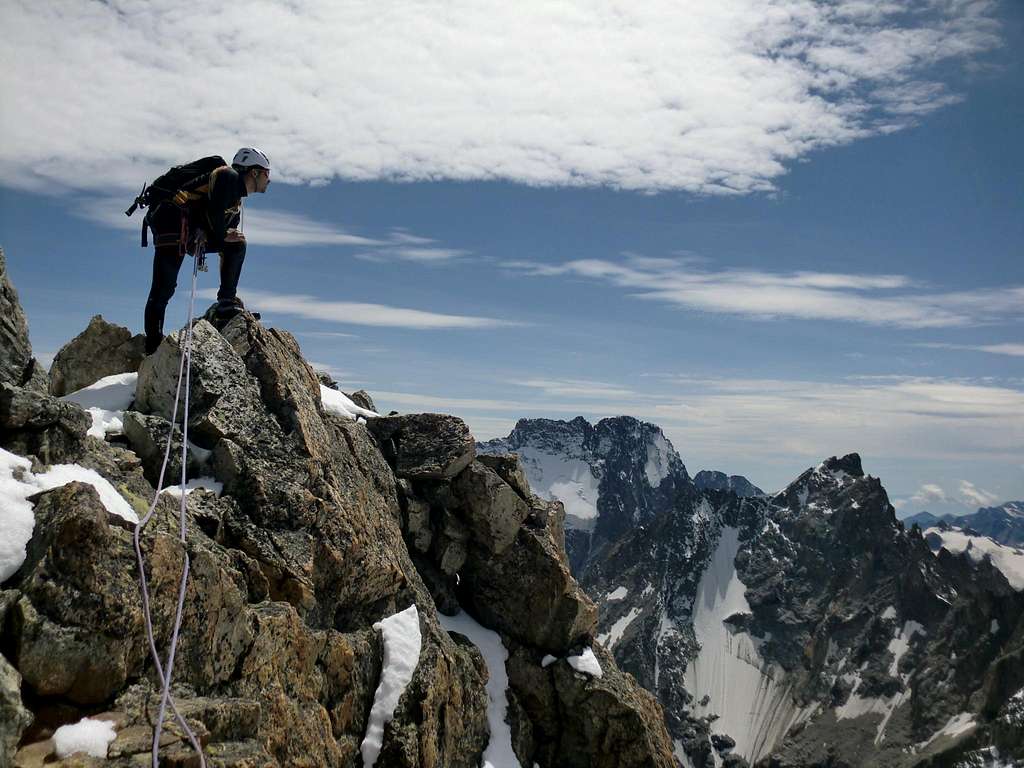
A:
[197,288,517,330]
[503,255,1024,329]
[910,483,950,505]
[0,0,1001,195]
[958,479,999,507]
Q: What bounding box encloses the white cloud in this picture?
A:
[513,378,638,399]
[911,483,950,505]
[355,247,471,264]
[958,479,999,508]
[198,288,516,330]
[0,1,1001,195]
[502,256,1023,329]
[918,342,1024,357]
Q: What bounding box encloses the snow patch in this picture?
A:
[644,431,672,487]
[361,605,422,768]
[597,606,642,649]
[62,372,137,438]
[1,448,140,580]
[882,605,897,620]
[567,647,603,678]
[160,476,223,497]
[541,654,557,668]
[320,385,379,420]
[606,586,628,600]
[511,447,601,529]
[53,717,117,759]
[991,619,1000,634]
[683,526,808,762]
[917,712,977,750]
[438,610,522,768]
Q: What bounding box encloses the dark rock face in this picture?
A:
[348,389,377,413]
[0,247,47,393]
[368,413,476,480]
[694,470,763,498]
[2,261,675,768]
[0,385,91,464]
[48,315,145,397]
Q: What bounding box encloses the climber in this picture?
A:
[140,147,271,355]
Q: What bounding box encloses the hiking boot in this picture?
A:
[215,297,245,321]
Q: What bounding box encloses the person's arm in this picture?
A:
[206,166,242,244]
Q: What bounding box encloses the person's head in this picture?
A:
[232,147,271,194]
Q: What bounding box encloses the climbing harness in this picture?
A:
[132,241,208,768]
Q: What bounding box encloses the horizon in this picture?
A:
[1,0,1021,518]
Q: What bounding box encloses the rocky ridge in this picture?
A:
[0,253,676,768]
[481,418,1024,768]
[906,503,1024,548]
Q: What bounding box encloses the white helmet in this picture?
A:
[232,147,270,170]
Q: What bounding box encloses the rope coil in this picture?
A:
[133,243,208,768]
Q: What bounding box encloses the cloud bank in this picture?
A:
[0,0,1001,195]
[503,255,1024,328]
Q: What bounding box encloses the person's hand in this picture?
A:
[224,228,246,244]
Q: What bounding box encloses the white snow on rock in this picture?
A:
[159,477,223,497]
[991,619,1000,634]
[361,604,422,768]
[925,527,1024,590]
[673,739,696,768]
[438,610,522,768]
[541,654,557,668]
[836,620,925,744]
[882,605,897,620]
[916,712,977,751]
[567,647,603,678]
[62,372,137,438]
[512,447,601,529]
[888,621,925,678]
[606,586,628,600]
[53,717,117,759]
[682,526,810,763]
[320,385,379,420]
[597,606,642,650]
[1,447,139,581]
[644,431,672,487]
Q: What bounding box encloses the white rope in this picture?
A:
[133,244,207,767]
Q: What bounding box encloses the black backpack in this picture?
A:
[125,156,228,244]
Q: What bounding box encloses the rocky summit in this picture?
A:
[482,418,1024,768]
[0,253,676,768]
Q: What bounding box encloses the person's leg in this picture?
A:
[216,240,246,316]
[144,213,187,353]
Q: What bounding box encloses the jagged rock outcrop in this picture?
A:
[47,315,145,397]
[0,385,91,464]
[1,260,675,768]
[0,248,47,394]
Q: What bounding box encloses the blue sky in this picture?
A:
[1,0,1021,513]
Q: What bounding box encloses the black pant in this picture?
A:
[143,205,245,353]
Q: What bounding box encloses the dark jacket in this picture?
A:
[193,165,248,249]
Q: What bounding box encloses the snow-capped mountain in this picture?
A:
[481,417,1024,767]
[478,416,691,572]
[908,502,1024,548]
